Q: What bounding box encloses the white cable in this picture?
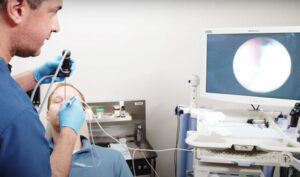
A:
[38,52,68,113]
[72,98,99,175]
[87,117,100,176]
[80,100,193,176]
[64,97,100,176]
[80,101,159,176]
[31,75,53,101]
[73,161,101,168]
[132,147,159,177]
[137,150,160,177]
[89,118,96,145]
[141,151,160,177]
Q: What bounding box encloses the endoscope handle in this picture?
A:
[290,103,300,127]
[60,50,72,77]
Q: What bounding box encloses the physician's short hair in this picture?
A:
[0,0,45,11]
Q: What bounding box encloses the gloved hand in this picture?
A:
[58,97,85,134]
[33,56,75,84]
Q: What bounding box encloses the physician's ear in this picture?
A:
[5,0,27,25]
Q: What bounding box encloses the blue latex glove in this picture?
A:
[58,97,85,134]
[33,56,75,84]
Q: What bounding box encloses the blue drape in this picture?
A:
[177,110,197,177]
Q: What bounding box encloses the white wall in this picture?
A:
[11,0,300,176]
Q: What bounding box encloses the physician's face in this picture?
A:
[15,0,62,57]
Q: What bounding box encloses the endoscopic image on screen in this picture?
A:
[206,32,300,100]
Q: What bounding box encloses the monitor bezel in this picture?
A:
[200,26,300,107]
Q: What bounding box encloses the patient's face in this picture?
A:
[47,85,84,130]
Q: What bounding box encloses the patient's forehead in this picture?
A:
[51,86,81,99]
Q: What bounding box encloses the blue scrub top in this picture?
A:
[49,136,133,177]
[0,58,51,177]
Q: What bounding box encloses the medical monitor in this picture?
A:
[200,26,300,107]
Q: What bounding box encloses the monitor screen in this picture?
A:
[200,27,300,107]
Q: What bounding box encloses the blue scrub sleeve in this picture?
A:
[0,109,51,177]
[115,153,133,177]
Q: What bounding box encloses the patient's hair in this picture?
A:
[0,0,45,11]
[47,83,86,110]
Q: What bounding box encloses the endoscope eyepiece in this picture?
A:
[62,50,71,58]
[60,50,72,77]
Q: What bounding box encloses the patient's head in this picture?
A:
[47,83,86,130]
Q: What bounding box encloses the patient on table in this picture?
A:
[46,83,133,177]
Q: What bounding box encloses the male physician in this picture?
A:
[0,0,84,177]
